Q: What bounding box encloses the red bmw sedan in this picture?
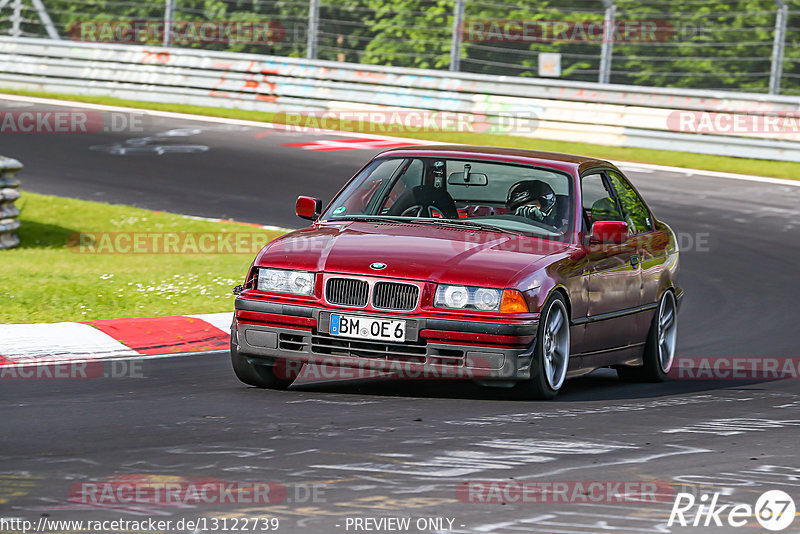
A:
[231,146,682,399]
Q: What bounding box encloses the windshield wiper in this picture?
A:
[409,218,526,236]
[331,215,528,237]
[330,215,408,224]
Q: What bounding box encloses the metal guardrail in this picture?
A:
[1,37,800,161]
[0,155,22,250]
[3,0,800,96]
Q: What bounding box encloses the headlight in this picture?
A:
[435,285,503,312]
[257,268,315,296]
[474,288,501,311]
[434,285,529,313]
[441,285,469,308]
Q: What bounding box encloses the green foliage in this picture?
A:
[612,0,780,92]
[359,0,453,69]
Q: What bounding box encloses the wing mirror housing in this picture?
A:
[296,196,322,221]
[591,221,629,244]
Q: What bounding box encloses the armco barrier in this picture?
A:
[0,155,22,250]
[1,37,800,161]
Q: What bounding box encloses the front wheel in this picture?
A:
[617,290,678,382]
[230,339,297,389]
[513,294,570,400]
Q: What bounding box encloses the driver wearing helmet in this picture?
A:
[506,180,558,225]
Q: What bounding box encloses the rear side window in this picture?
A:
[607,171,652,233]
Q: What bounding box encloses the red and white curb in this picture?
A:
[0,313,232,365]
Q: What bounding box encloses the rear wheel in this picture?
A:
[513,294,570,400]
[230,338,297,389]
[617,290,678,382]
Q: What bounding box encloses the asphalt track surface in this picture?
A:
[2,97,800,533]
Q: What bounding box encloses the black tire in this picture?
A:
[230,338,297,389]
[513,293,570,400]
[617,290,678,383]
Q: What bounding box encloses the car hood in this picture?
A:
[256,222,568,288]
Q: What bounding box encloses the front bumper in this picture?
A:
[233,298,538,381]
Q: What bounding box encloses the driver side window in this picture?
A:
[607,171,652,234]
[582,173,623,231]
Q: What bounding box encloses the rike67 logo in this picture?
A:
[669,490,796,531]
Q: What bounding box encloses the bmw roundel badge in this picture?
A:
[370,262,387,270]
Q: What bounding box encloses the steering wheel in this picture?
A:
[397,204,444,217]
[387,185,459,219]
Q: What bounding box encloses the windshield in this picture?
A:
[320,156,574,241]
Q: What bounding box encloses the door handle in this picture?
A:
[630,255,640,267]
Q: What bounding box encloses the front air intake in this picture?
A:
[372,281,419,311]
[325,277,369,308]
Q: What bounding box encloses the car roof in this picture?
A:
[377,145,616,175]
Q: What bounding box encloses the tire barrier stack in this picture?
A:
[0,155,22,250]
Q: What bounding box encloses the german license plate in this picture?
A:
[330,314,406,342]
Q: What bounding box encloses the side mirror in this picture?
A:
[591,221,629,244]
[296,196,322,221]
